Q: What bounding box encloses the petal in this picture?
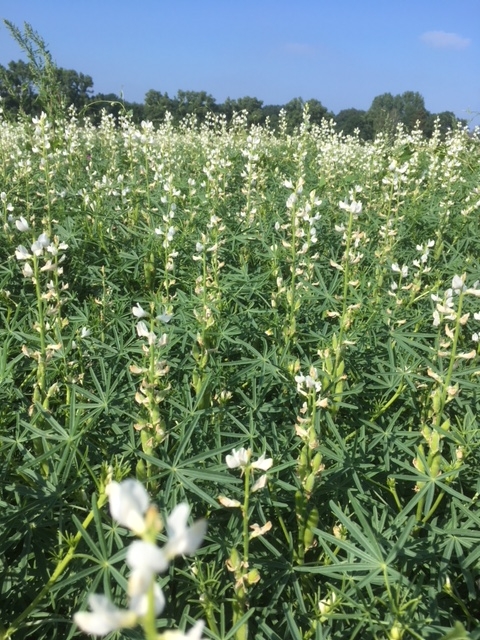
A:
[130,581,166,617]
[166,503,190,538]
[251,474,268,492]
[251,454,273,471]
[162,620,206,640]
[165,519,207,558]
[127,540,169,573]
[15,217,29,232]
[74,594,136,635]
[107,480,150,533]
[132,303,148,318]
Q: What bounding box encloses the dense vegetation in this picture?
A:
[1,20,480,640]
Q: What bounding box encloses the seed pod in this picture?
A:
[227,547,241,572]
[136,459,147,484]
[312,452,323,474]
[432,389,442,415]
[304,472,316,495]
[303,507,319,550]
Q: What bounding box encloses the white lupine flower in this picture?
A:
[127,541,169,576]
[129,581,165,618]
[136,321,156,345]
[132,302,148,318]
[162,621,207,640]
[251,474,268,492]
[163,503,207,560]
[226,447,251,469]
[15,217,29,232]
[472,333,479,342]
[339,199,362,216]
[156,312,173,324]
[15,245,31,260]
[31,241,45,256]
[73,594,137,636]
[106,479,150,534]
[80,327,91,338]
[452,274,466,294]
[40,260,57,272]
[22,263,33,278]
[38,233,50,247]
[286,193,297,209]
[251,453,273,471]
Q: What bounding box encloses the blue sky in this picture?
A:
[0,0,478,121]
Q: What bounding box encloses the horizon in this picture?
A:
[0,0,478,123]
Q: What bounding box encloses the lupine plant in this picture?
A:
[1,105,480,640]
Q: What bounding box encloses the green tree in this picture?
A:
[306,98,331,126]
[335,108,373,139]
[284,97,330,133]
[144,89,176,124]
[397,90,429,132]
[284,96,305,131]
[367,92,400,137]
[0,59,37,116]
[55,68,93,110]
[262,104,282,130]
[367,91,432,137]
[221,96,264,125]
[175,90,217,123]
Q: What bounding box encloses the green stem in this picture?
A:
[371,383,406,421]
[142,581,157,640]
[422,489,445,525]
[435,290,464,428]
[335,208,354,373]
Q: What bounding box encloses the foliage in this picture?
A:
[1,91,480,640]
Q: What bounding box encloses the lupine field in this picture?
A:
[1,106,480,640]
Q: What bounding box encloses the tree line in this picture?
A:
[0,21,465,139]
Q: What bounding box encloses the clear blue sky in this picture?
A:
[0,0,478,121]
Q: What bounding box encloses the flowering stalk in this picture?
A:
[414,274,479,523]
[14,222,69,476]
[73,478,207,640]
[222,448,273,640]
[131,302,172,483]
[293,368,325,565]
[191,214,225,408]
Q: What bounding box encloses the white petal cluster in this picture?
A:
[225,448,273,494]
[74,479,207,637]
[14,232,68,280]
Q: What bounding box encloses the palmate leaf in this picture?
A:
[296,493,417,590]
